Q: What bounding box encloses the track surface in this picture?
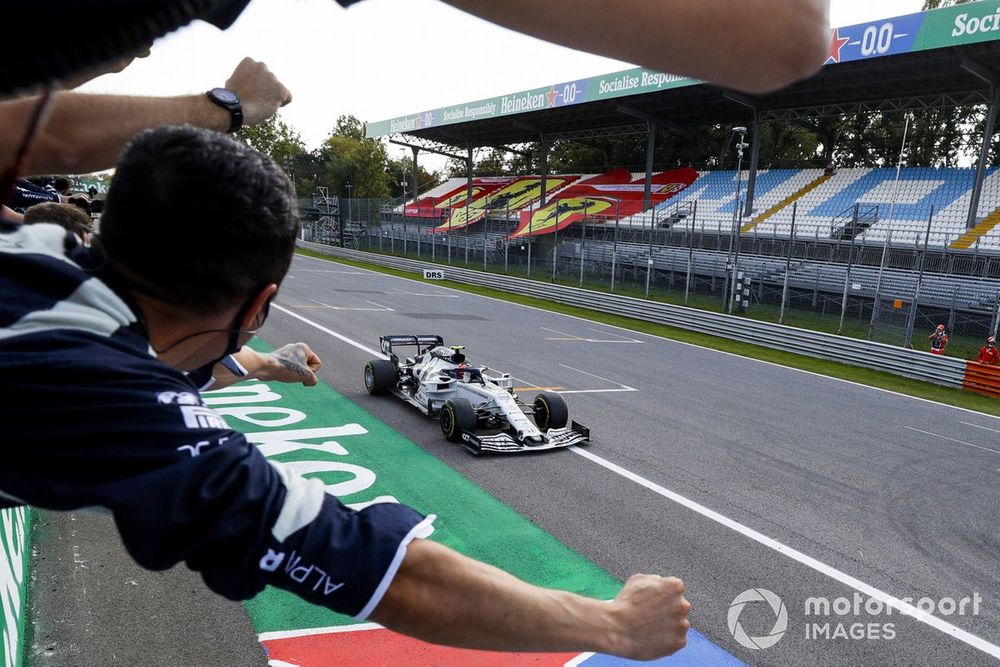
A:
[260,254,1000,666]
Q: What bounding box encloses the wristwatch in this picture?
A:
[206,87,244,133]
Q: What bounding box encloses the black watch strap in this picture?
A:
[206,87,244,133]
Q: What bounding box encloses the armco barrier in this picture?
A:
[0,507,31,667]
[963,362,1000,398]
[298,242,971,389]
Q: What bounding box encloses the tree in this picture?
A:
[316,115,392,199]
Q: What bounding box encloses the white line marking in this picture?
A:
[541,326,642,344]
[293,254,1000,421]
[567,445,1000,660]
[294,297,392,312]
[558,363,636,391]
[904,426,1000,455]
[563,653,597,667]
[390,288,460,298]
[272,304,385,358]
[270,295,1000,659]
[961,421,1000,435]
[258,622,382,642]
[557,388,638,395]
[289,269,367,274]
[589,327,642,343]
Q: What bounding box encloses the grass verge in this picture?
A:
[295,247,1000,417]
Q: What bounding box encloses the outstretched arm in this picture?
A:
[371,538,691,660]
[209,343,322,390]
[441,0,830,94]
[2,58,291,175]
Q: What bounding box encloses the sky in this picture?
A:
[79,0,925,171]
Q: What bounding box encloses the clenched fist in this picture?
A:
[606,575,691,660]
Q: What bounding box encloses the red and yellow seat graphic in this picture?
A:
[433,176,576,233]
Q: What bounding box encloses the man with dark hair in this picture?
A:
[0,125,690,660]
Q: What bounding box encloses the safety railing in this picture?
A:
[297,241,970,389]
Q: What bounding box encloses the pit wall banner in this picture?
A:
[433,175,579,233]
[368,3,1000,138]
[511,167,698,239]
[0,507,31,667]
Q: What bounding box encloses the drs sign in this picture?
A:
[423,269,445,280]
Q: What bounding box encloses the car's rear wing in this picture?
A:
[380,335,444,361]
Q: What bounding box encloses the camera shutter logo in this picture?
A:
[727,588,788,650]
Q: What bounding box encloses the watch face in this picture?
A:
[210,88,239,104]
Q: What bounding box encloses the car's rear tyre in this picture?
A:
[533,392,568,430]
[364,359,397,395]
[440,398,476,442]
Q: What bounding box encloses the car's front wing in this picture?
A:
[460,421,590,455]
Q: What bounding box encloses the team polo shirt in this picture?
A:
[0,221,433,617]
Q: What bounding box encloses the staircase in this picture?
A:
[950,207,1000,249]
[740,173,832,233]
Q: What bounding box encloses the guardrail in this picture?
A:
[298,242,970,389]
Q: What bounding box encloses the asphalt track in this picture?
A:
[258,253,1000,666]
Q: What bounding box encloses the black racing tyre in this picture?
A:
[440,398,476,442]
[533,391,569,430]
[364,359,397,395]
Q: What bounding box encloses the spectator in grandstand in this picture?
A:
[824,160,837,177]
[977,336,999,366]
[0,57,291,176]
[22,201,94,244]
[0,126,690,661]
[928,324,949,356]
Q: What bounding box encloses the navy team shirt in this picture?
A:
[0,222,433,617]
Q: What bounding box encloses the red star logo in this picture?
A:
[827,28,850,64]
[546,86,560,108]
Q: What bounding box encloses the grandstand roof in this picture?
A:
[368,2,1000,147]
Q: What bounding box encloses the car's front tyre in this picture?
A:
[533,391,569,430]
[441,398,476,442]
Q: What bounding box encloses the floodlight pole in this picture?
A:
[727,128,749,314]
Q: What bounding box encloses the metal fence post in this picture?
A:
[779,202,797,325]
[504,202,510,274]
[551,207,561,283]
[611,200,620,293]
[867,228,893,341]
[837,205,859,334]
[903,206,935,349]
[992,294,1000,339]
[685,200,697,305]
[579,212,587,287]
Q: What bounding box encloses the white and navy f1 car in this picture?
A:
[364,335,590,455]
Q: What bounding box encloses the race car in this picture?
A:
[363,335,590,455]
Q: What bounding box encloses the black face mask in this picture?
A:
[156,296,272,389]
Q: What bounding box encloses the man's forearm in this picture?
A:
[442,0,830,94]
[371,539,616,653]
[371,539,690,659]
[10,93,229,175]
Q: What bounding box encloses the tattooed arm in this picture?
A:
[208,343,322,390]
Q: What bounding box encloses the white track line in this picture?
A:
[280,257,1000,657]
[904,426,1000,455]
[961,421,1000,435]
[259,622,381,642]
[568,446,1000,660]
[558,363,636,391]
[290,253,1000,422]
[272,304,384,358]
